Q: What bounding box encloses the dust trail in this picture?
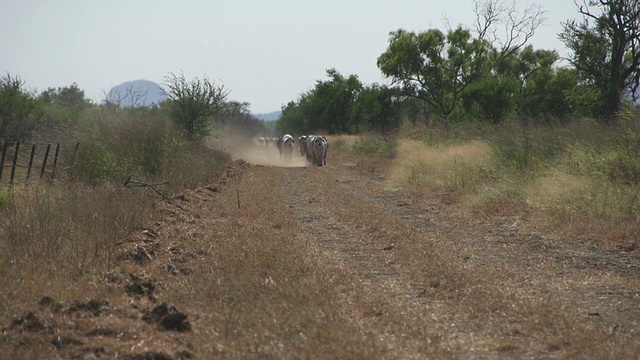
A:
[209,134,309,168]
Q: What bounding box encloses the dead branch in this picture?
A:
[124,175,171,201]
[474,0,546,64]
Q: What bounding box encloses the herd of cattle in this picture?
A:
[257,134,328,167]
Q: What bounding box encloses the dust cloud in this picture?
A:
[209,134,309,168]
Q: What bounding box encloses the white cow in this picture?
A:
[278,134,295,162]
[307,135,328,166]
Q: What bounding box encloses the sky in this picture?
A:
[1,0,581,114]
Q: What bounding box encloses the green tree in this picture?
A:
[309,68,364,133]
[38,83,93,125]
[39,83,92,109]
[0,73,42,142]
[277,100,307,135]
[500,46,576,119]
[278,69,364,135]
[530,67,579,119]
[352,84,403,132]
[377,0,545,123]
[459,44,576,122]
[377,27,490,122]
[461,74,519,122]
[559,0,640,121]
[163,72,229,141]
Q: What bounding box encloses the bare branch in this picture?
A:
[473,0,546,64]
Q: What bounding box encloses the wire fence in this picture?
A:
[0,141,80,185]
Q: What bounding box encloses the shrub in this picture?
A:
[163,72,229,142]
[0,73,42,142]
[74,109,175,182]
[73,106,231,189]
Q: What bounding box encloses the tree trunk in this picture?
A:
[603,84,622,124]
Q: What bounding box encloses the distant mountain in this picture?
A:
[253,111,281,121]
[106,79,166,107]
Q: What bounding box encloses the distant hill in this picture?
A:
[106,79,166,107]
[253,111,281,121]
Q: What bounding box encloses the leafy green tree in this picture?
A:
[559,0,640,121]
[352,84,403,132]
[377,0,545,123]
[460,45,576,121]
[530,67,579,119]
[163,72,229,141]
[38,83,93,125]
[461,74,519,122]
[0,73,42,142]
[501,46,576,119]
[278,69,364,134]
[39,83,92,109]
[377,27,490,122]
[277,100,308,135]
[309,68,364,133]
[564,83,605,118]
[278,70,405,135]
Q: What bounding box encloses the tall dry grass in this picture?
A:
[0,107,230,319]
[356,119,640,247]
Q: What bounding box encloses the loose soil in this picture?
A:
[2,141,640,359]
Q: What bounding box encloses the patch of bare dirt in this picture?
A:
[2,149,640,359]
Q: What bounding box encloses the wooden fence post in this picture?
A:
[40,144,51,178]
[51,143,60,179]
[26,143,37,182]
[9,141,20,184]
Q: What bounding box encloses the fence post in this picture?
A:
[0,142,7,183]
[9,141,20,184]
[51,143,60,179]
[27,143,37,182]
[40,144,51,178]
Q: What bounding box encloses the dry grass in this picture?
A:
[383,122,640,248]
[324,134,361,153]
[388,138,493,188]
[151,165,388,358]
[0,183,154,315]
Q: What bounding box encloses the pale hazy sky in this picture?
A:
[1,0,580,113]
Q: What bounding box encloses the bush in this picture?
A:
[74,106,230,189]
[163,72,229,142]
[74,108,175,182]
[0,73,42,142]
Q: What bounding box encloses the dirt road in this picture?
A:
[3,142,640,359]
[269,151,640,359]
